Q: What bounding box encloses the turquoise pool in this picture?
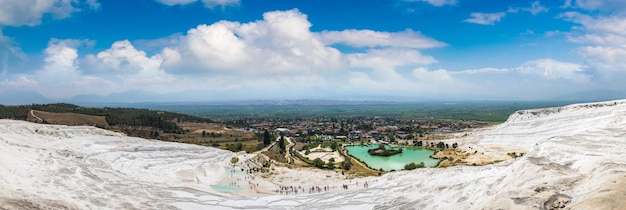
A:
[345,144,440,171]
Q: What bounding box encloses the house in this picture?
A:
[334,136,347,141]
[274,128,290,136]
[349,131,362,140]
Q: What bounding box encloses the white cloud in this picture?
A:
[524,1,549,15]
[86,0,101,9]
[562,12,626,40]
[563,0,626,12]
[42,39,81,77]
[0,0,97,26]
[561,12,626,75]
[0,76,37,89]
[348,48,436,70]
[155,0,239,8]
[515,59,589,82]
[578,46,626,73]
[182,21,249,71]
[404,0,457,7]
[463,12,506,25]
[166,9,344,75]
[317,29,446,49]
[157,0,196,5]
[86,40,165,78]
[412,67,451,81]
[453,68,511,75]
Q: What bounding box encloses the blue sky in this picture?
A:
[1,0,626,102]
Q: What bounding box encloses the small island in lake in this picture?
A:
[367,144,403,156]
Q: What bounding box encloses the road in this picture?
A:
[284,137,294,164]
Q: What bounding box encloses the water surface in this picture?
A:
[345,144,440,171]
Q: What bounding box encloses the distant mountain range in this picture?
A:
[1,89,626,106]
[0,90,53,105]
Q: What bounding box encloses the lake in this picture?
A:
[345,144,440,171]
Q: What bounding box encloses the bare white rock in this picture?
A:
[1,99,625,209]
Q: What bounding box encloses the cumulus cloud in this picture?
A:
[317,29,446,49]
[454,68,511,75]
[86,40,165,77]
[562,0,626,12]
[412,67,451,82]
[0,0,97,26]
[404,0,457,7]
[0,76,37,89]
[463,12,506,25]
[155,0,239,8]
[165,9,343,75]
[561,12,626,76]
[578,46,626,73]
[41,39,81,77]
[524,1,549,15]
[516,59,589,82]
[348,48,437,70]
[510,1,549,15]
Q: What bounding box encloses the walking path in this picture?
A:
[30,110,43,122]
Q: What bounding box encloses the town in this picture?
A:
[227,116,490,143]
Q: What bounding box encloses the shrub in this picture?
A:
[404,162,425,170]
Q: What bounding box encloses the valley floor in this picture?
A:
[1,99,625,209]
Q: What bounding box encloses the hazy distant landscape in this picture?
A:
[2,99,625,209]
[141,100,573,122]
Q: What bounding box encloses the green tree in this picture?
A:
[330,141,338,151]
[231,157,239,165]
[263,130,271,145]
[279,135,286,152]
[416,141,423,147]
[404,162,425,170]
[341,160,352,170]
[312,158,325,168]
[327,158,335,169]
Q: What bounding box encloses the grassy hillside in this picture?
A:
[0,103,212,134]
[28,110,108,128]
[0,103,262,152]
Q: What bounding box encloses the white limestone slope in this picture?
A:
[1,99,626,209]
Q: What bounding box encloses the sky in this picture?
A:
[1,0,626,102]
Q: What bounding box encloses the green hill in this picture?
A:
[0,103,212,134]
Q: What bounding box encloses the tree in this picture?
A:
[330,141,338,151]
[341,160,352,170]
[231,157,239,165]
[437,142,445,149]
[263,130,271,145]
[279,135,286,152]
[327,158,335,169]
[202,130,207,138]
[404,161,425,170]
[313,158,325,168]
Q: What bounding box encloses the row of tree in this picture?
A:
[414,141,459,149]
[0,103,213,134]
